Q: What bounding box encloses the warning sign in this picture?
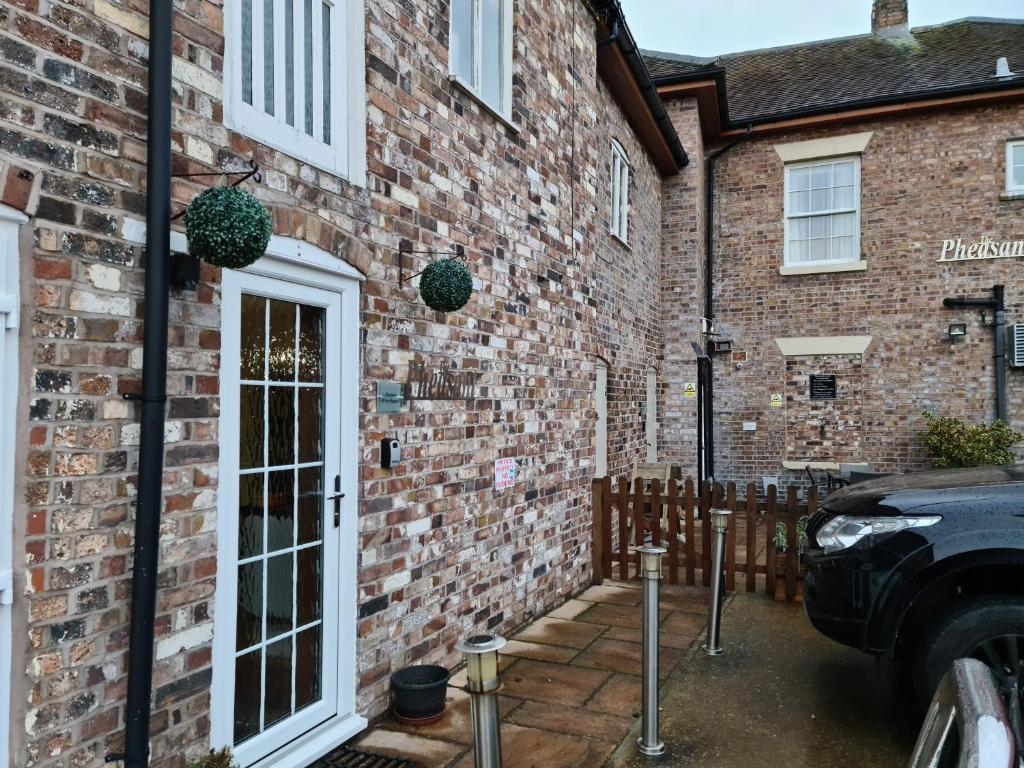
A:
[684,383,697,399]
[770,393,783,408]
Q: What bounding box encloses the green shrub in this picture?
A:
[919,412,1022,469]
[188,749,237,768]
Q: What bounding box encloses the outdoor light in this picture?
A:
[948,323,967,340]
[636,545,667,757]
[457,633,506,768]
[711,339,733,355]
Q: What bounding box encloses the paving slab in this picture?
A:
[571,638,682,679]
[574,602,645,629]
[585,673,641,718]
[351,728,465,768]
[506,700,634,743]
[511,616,605,649]
[500,658,611,707]
[501,638,580,664]
[577,584,643,606]
[380,686,522,746]
[613,593,921,768]
[603,625,695,650]
[546,599,593,620]
[450,724,615,768]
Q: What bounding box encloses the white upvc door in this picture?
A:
[0,205,26,768]
[213,247,363,768]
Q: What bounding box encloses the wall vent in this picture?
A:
[1011,325,1024,367]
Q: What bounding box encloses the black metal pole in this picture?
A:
[122,0,173,764]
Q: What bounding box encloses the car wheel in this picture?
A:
[913,596,1024,708]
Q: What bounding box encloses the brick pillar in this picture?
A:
[871,0,909,37]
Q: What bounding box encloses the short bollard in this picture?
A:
[636,545,667,757]
[702,509,731,656]
[456,634,506,768]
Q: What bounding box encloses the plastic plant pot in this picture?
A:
[390,665,451,724]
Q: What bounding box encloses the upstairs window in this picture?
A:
[784,157,860,266]
[1007,140,1024,193]
[610,140,630,243]
[450,0,513,119]
[226,0,365,180]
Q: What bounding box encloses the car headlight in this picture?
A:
[815,515,941,554]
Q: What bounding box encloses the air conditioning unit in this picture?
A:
[1011,325,1024,367]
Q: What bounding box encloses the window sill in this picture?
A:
[1000,190,1024,201]
[449,75,520,134]
[779,260,867,276]
[610,231,630,251]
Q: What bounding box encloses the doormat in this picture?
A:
[311,746,423,768]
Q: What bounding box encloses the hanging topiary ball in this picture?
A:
[419,258,473,313]
[185,185,272,270]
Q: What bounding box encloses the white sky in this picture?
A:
[620,0,1024,57]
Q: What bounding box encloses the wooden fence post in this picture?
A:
[651,478,662,548]
[632,476,645,580]
[601,476,613,580]
[618,478,629,581]
[725,482,737,592]
[745,483,757,593]
[667,479,679,584]
[764,484,777,597]
[684,479,695,586]
[785,486,798,602]
[701,481,712,587]
[592,479,604,586]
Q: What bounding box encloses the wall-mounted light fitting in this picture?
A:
[948,323,967,340]
[711,339,733,355]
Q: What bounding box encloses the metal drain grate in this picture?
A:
[311,746,422,768]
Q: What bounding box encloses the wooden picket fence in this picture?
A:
[591,477,817,602]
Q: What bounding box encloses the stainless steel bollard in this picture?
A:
[456,634,506,768]
[636,545,667,757]
[702,509,731,656]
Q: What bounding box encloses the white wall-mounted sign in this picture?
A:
[495,458,516,491]
[939,236,1024,263]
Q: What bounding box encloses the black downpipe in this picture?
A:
[943,285,1007,424]
[122,0,173,765]
[698,125,751,482]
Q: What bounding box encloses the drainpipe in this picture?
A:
[699,125,751,481]
[120,0,173,765]
[943,285,1007,423]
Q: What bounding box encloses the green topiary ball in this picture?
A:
[185,185,272,269]
[419,258,473,313]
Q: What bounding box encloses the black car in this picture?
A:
[803,465,1024,705]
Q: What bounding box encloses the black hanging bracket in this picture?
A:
[170,159,262,222]
[398,240,466,284]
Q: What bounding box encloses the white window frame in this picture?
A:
[783,155,861,268]
[448,0,514,120]
[610,140,630,244]
[223,0,367,183]
[1006,139,1024,193]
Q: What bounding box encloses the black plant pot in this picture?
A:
[391,665,451,724]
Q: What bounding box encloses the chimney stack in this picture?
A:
[872,0,909,37]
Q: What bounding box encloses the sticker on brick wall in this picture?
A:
[683,383,697,398]
[770,393,783,408]
[495,458,517,490]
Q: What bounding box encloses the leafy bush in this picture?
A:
[774,516,808,553]
[188,749,236,768]
[919,412,1022,469]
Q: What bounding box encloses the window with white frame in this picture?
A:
[226,0,365,179]
[449,0,513,118]
[784,157,860,266]
[1007,140,1024,193]
[610,141,629,243]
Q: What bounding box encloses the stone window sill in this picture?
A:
[779,260,867,277]
[449,76,520,134]
[1000,190,1024,202]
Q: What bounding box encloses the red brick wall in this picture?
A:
[689,103,1024,488]
[0,1,676,766]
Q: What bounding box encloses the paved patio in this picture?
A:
[349,580,710,768]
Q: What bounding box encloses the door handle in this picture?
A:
[328,475,345,528]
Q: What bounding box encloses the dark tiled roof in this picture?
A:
[643,18,1024,124]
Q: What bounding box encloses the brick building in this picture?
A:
[0,0,688,766]
[647,0,1024,489]
[0,0,1022,766]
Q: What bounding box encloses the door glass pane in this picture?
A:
[266,553,294,639]
[451,0,474,82]
[267,469,295,552]
[480,0,502,109]
[264,637,293,728]
[298,388,323,463]
[236,561,263,650]
[297,545,321,626]
[239,473,265,559]
[285,0,295,126]
[241,294,266,379]
[268,387,296,467]
[322,1,331,144]
[234,650,262,743]
[268,300,296,381]
[297,467,322,544]
[304,0,314,136]
[242,0,254,104]
[263,0,275,115]
[1014,161,1024,188]
[298,305,324,382]
[239,386,265,470]
[295,626,322,710]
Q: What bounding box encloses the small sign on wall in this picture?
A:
[770,393,783,408]
[495,458,517,490]
[683,383,697,399]
[809,375,838,401]
[376,382,404,413]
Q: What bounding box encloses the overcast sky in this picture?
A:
[620,0,1024,57]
